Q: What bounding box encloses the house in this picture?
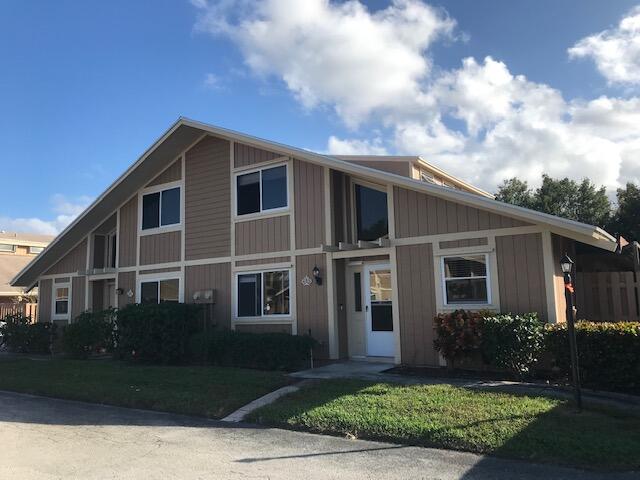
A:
[1,231,53,318]
[11,118,617,365]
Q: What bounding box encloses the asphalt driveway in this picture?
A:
[0,391,635,480]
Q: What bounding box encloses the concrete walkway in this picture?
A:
[290,361,640,412]
[1,390,634,480]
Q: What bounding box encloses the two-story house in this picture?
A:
[11,118,617,365]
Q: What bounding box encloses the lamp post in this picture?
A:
[560,254,582,411]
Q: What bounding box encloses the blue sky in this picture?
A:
[1,0,639,234]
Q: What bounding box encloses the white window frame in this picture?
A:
[0,243,16,253]
[138,180,183,235]
[350,179,389,243]
[136,272,184,304]
[51,281,71,322]
[234,268,292,319]
[29,246,44,254]
[104,230,117,269]
[233,162,290,218]
[440,253,491,307]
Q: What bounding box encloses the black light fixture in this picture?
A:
[312,265,322,285]
[560,253,582,411]
[116,288,124,296]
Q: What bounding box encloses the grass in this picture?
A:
[0,358,289,419]
[247,379,640,471]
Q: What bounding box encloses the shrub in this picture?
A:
[189,329,317,371]
[433,310,484,367]
[0,313,55,354]
[115,303,201,364]
[481,313,545,379]
[545,321,640,394]
[61,309,116,359]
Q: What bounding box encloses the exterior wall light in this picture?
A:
[312,266,322,285]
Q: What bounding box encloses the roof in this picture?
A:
[0,231,54,247]
[11,117,618,287]
[0,254,40,296]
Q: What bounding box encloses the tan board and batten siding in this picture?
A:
[495,233,548,319]
[139,231,181,265]
[117,271,136,309]
[235,324,292,334]
[394,187,528,238]
[294,159,325,249]
[71,276,86,318]
[296,254,329,357]
[185,136,231,260]
[184,263,232,329]
[39,279,52,322]
[235,216,290,255]
[146,159,181,187]
[44,239,87,275]
[234,143,282,168]
[118,196,137,268]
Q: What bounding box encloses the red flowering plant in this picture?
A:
[433,309,484,367]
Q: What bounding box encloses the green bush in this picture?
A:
[545,321,640,394]
[61,309,116,359]
[433,310,484,367]
[481,313,545,379]
[115,303,201,364]
[189,329,317,371]
[0,313,55,354]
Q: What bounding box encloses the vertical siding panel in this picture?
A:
[39,279,52,323]
[185,263,232,329]
[117,272,136,309]
[71,277,86,319]
[44,239,88,275]
[118,196,138,268]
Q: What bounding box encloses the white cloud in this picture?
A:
[193,1,640,194]
[203,72,222,89]
[569,6,640,85]
[193,0,455,126]
[0,194,92,236]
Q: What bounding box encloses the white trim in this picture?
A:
[387,184,395,240]
[233,268,293,320]
[137,180,183,236]
[233,155,289,173]
[234,261,293,272]
[389,247,401,364]
[393,225,544,247]
[440,253,491,308]
[51,280,71,323]
[326,254,338,359]
[350,178,390,243]
[135,271,184,304]
[541,230,558,323]
[233,161,290,220]
[324,167,333,246]
[332,247,391,260]
[363,262,396,359]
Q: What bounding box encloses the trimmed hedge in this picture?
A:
[433,310,484,367]
[481,313,545,379]
[115,303,201,364]
[0,313,55,354]
[189,330,317,371]
[546,321,640,394]
[61,309,116,359]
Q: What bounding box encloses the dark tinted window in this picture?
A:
[238,273,261,317]
[371,303,393,331]
[141,281,159,304]
[353,272,362,312]
[237,172,260,215]
[142,192,160,230]
[261,166,287,210]
[355,185,388,241]
[161,187,180,226]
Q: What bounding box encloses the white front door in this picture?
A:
[364,264,395,357]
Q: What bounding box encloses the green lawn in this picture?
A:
[247,379,640,471]
[0,358,289,419]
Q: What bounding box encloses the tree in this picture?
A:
[495,174,612,228]
[609,183,640,241]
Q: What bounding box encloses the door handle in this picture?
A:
[365,305,369,312]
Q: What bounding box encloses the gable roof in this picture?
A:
[11,117,617,288]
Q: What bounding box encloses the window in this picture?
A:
[140,279,179,304]
[105,232,117,268]
[236,165,287,215]
[29,246,44,254]
[237,270,290,317]
[53,284,70,319]
[442,255,489,305]
[354,184,388,241]
[0,243,15,253]
[142,187,180,230]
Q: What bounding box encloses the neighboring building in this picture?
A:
[0,232,53,303]
[11,118,617,365]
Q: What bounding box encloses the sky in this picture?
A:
[1,0,640,235]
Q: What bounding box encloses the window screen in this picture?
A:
[263,270,289,315]
[355,184,388,241]
[55,287,69,315]
[142,192,160,230]
[159,279,179,303]
[160,187,180,226]
[443,255,489,304]
[238,273,262,317]
[261,166,287,210]
[142,188,180,230]
[237,172,261,215]
[141,281,159,304]
[236,165,287,215]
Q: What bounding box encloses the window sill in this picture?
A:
[139,224,182,236]
[440,304,498,311]
[233,316,293,324]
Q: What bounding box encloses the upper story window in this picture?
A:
[237,269,290,317]
[354,183,388,241]
[236,165,287,216]
[29,246,44,254]
[441,254,489,305]
[142,186,181,230]
[0,243,15,253]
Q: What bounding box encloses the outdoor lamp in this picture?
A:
[312,265,322,285]
[560,254,574,275]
